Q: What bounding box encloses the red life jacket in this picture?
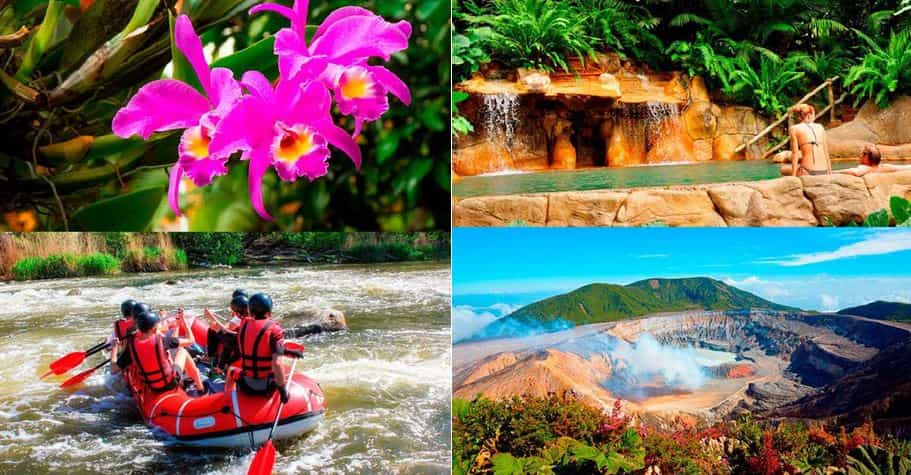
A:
[238,318,275,379]
[114,318,135,341]
[127,335,176,392]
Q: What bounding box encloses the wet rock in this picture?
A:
[283,308,348,337]
[828,96,911,159]
[452,141,515,176]
[862,170,911,214]
[66,288,81,296]
[453,195,548,227]
[801,174,877,225]
[546,191,628,227]
[598,73,621,96]
[615,189,727,227]
[708,177,816,227]
[518,69,550,92]
[714,106,769,161]
[646,118,695,163]
[607,122,647,166]
[165,279,178,285]
[550,118,576,169]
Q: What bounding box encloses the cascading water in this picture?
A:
[481,93,521,150]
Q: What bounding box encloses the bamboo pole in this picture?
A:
[827,83,836,123]
[735,77,839,153]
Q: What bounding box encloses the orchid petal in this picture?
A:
[174,15,212,97]
[112,80,209,139]
[284,80,331,124]
[366,65,411,105]
[291,0,310,34]
[249,3,296,26]
[240,70,275,102]
[315,121,362,170]
[247,146,274,220]
[209,67,243,110]
[310,15,410,64]
[313,7,412,54]
[168,163,184,217]
[210,95,273,158]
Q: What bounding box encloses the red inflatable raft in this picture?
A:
[113,317,327,448]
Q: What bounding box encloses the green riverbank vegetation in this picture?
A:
[0,232,451,281]
[454,0,911,119]
[453,395,911,474]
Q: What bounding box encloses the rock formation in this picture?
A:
[453,171,911,227]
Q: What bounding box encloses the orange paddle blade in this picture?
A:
[284,341,305,353]
[60,361,107,388]
[247,439,276,475]
[44,351,87,378]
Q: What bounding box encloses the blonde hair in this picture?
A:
[792,104,815,121]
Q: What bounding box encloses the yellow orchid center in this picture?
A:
[276,126,316,164]
[340,70,374,100]
[185,127,211,160]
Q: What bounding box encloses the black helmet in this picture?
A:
[120,299,138,317]
[232,288,248,299]
[231,295,250,316]
[135,311,160,332]
[249,293,273,318]
[131,302,151,318]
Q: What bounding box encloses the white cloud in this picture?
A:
[723,276,790,299]
[770,231,911,266]
[451,303,519,342]
[820,293,840,312]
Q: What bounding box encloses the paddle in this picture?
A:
[247,358,299,475]
[41,340,109,378]
[60,360,108,388]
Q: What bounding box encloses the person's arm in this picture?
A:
[173,309,196,347]
[825,134,832,174]
[789,128,800,177]
[203,308,228,332]
[109,340,120,373]
[835,166,866,177]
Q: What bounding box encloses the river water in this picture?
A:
[0,262,451,474]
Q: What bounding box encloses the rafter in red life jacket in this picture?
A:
[128,334,176,392]
[114,317,135,341]
[239,318,275,380]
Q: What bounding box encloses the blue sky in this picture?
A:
[452,228,911,336]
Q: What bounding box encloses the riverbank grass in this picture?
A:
[12,253,120,280]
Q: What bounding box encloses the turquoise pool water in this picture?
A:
[454,160,856,198]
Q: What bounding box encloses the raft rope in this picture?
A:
[147,397,312,432]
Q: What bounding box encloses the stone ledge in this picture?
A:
[452,171,911,227]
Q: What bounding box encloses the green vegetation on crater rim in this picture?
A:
[838,301,911,323]
[503,277,797,327]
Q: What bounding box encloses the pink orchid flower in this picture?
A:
[250,0,413,135]
[112,15,242,216]
[209,71,361,220]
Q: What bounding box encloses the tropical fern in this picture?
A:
[847,445,911,475]
[466,0,594,72]
[846,28,911,108]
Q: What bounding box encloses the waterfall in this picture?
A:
[481,93,520,150]
[644,101,679,127]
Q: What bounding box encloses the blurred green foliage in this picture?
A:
[172,232,246,265]
[11,252,119,280]
[0,0,450,231]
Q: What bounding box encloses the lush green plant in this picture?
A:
[572,0,662,65]
[77,253,120,276]
[466,0,594,72]
[453,26,493,81]
[846,29,911,108]
[452,92,474,137]
[727,54,807,115]
[847,445,911,475]
[172,233,245,266]
[11,252,118,280]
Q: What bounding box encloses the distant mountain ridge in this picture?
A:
[480,278,796,337]
[837,301,911,323]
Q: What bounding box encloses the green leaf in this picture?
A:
[72,186,165,231]
[211,35,278,80]
[375,132,400,164]
[891,196,911,224]
[863,209,890,227]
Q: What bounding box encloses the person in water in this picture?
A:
[789,104,831,176]
[836,144,911,176]
[110,310,206,394]
[202,294,248,373]
[232,293,302,403]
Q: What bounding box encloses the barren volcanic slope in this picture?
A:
[455,281,911,430]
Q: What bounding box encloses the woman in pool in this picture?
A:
[788,104,831,176]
